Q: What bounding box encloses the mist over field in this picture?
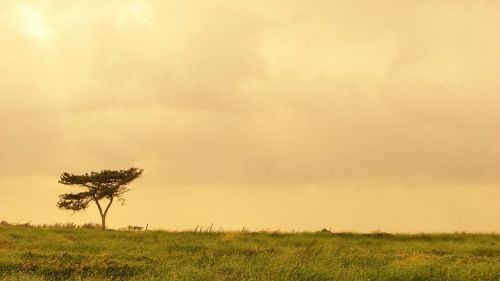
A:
[1,0,499,232]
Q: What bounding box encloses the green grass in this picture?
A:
[1,223,500,280]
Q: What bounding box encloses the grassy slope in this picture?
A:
[1,225,500,281]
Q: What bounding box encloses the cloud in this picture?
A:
[0,0,499,189]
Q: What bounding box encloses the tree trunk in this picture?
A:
[100,214,106,230]
[94,197,113,231]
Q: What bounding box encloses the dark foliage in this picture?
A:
[57,168,143,230]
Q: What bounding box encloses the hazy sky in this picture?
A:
[1,0,499,232]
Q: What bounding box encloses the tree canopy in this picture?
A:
[57,168,143,230]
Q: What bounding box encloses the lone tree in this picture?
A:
[57,168,143,230]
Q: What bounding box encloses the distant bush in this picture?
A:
[18,222,33,228]
[81,223,101,229]
[53,222,78,228]
[126,225,144,231]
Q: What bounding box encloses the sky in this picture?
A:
[0,0,499,232]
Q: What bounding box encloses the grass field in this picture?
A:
[1,223,500,280]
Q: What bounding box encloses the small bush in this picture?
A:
[81,223,101,229]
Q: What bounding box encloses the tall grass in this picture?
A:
[1,223,500,280]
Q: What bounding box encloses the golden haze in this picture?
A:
[0,0,499,232]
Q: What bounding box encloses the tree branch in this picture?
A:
[93,196,104,217]
[104,197,114,217]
